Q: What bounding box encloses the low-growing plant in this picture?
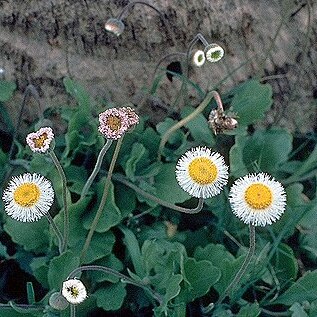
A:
[0,2,316,317]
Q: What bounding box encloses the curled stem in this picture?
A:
[218,224,256,303]
[185,33,209,76]
[158,90,221,160]
[80,139,113,199]
[111,173,204,214]
[49,151,69,253]
[117,1,175,45]
[80,138,123,263]
[45,213,64,254]
[9,85,43,161]
[67,265,163,305]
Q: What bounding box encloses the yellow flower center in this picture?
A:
[106,115,122,131]
[32,133,48,149]
[188,157,218,185]
[13,183,41,207]
[68,286,79,298]
[245,183,273,210]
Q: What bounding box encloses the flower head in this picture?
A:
[2,173,54,222]
[119,106,139,130]
[175,147,229,198]
[98,108,130,140]
[192,50,206,67]
[62,279,87,304]
[105,18,125,36]
[204,43,225,63]
[26,127,54,153]
[229,173,287,226]
[208,109,238,135]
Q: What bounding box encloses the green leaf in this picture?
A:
[0,80,16,102]
[124,143,147,181]
[154,163,190,204]
[83,180,121,233]
[274,270,317,305]
[119,226,145,278]
[95,283,127,311]
[30,257,49,289]
[284,145,317,184]
[230,79,273,126]
[26,282,36,304]
[271,243,298,283]
[230,129,292,177]
[179,258,221,302]
[48,251,80,289]
[229,135,249,178]
[181,106,215,146]
[290,302,309,317]
[4,218,49,253]
[237,303,261,317]
[0,241,9,258]
[63,77,90,111]
[88,254,123,283]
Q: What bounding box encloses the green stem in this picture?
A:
[80,138,123,263]
[45,213,64,254]
[67,265,163,305]
[49,151,69,253]
[70,304,76,317]
[80,139,113,199]
[158,90,221,160]
[218,224,256,303]
[111,173,204,214]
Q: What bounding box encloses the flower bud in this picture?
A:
[105,18,125,36]
[49,292,69,310]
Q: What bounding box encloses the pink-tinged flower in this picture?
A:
[98,108,130,140]
[26,127,54,153]
[119,106,139,130]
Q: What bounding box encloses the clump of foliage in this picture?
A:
[0,3,317,316]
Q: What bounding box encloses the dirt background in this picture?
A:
[0,0,316,134]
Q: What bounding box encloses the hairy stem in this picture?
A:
[218,224,256,303]
[68,265,163,305]
[80,138,123,263]
[80,139,113,199]
[111,173,204,214]
[45,213,64,254]
[158,90,222,159]
[49,151,69,253]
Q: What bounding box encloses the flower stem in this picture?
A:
[158,90,220,160]
[45,213,64,254]
[70,304,76,317]
[117,1,175,45]
[49,151,69,253]
[111,173,204,214]
[67,265,163,305]
[80,139,113,199]
[80,138,123,263]
[218,224,256,303]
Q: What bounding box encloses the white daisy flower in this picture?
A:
[2,173,54,222]
[192,50,206,67]
[175,147,229,198]
[204,43,225,63]
[26,127,55,153]
[229,173,287,227]
[62,279,87,305]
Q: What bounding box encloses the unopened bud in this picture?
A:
[49,292,69,311]
[105,18,125,36]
